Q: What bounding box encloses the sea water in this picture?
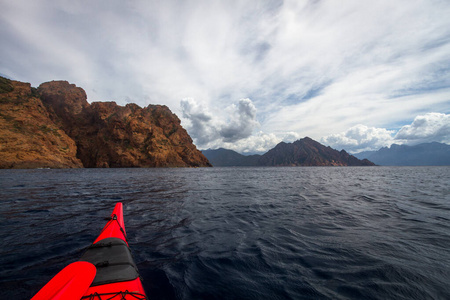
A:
[1,167,449,299]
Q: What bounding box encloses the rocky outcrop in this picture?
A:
[258,137,375,166]
[0,77,83,168]
[37,80,211,168]
[0,77,211,168]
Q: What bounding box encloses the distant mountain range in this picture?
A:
[353,142,450,166]
[201,148,261,166]
[202,137,375,167]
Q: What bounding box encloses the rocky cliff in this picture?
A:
[0,77,82,168]
[0,77,211,168]
[258,137,375,166]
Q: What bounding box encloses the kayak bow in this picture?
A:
[32,203,147,300]
[80,202,147,299]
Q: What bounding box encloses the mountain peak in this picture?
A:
[259,137,374,166]
[203,137,375,167]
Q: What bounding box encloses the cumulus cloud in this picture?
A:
[220,99,259,142]
[321,113,450,153]
[181,98,260,149]
[281,132,302,143]
[395,113,450,145]
[180,98,219,146]
[321,125,395,153]
[180,98,305,153]
[207,131,281,154]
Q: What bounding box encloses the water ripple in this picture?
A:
[0,167,449,299]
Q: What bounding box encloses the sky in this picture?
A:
[1,0,450,154]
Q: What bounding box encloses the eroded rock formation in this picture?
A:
[0,77,211,168]
[0,78,82,168]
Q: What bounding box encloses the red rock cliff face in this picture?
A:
[0,78,83,168]
[38,81,211,168]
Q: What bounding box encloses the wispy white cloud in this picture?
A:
[1,0,450,153]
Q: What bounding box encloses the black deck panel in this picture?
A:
[80,237,139,286]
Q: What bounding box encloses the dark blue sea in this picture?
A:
[1,167,449,300]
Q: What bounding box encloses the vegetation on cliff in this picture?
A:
[0,77,211,168]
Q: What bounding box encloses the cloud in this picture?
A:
[321,113,450,153]
[395,113,450,145]
[180,98,219,146]
[258,0,450,140]
[321,125,395,153]
[181,98,260,148]
[208,131,281,155]
[220,99,259,142]
[1,0,450,154]
[281,132,302,143]
[180,97,307,153]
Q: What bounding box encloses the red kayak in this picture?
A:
[32,203,147,300]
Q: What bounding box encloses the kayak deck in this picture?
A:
[31,203,147,300]
[80,203,147,299]
[80,238,139,286]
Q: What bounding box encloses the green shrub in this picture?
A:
[0,77,13,94]
[30,87,40,98]
[39,125,61,137]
